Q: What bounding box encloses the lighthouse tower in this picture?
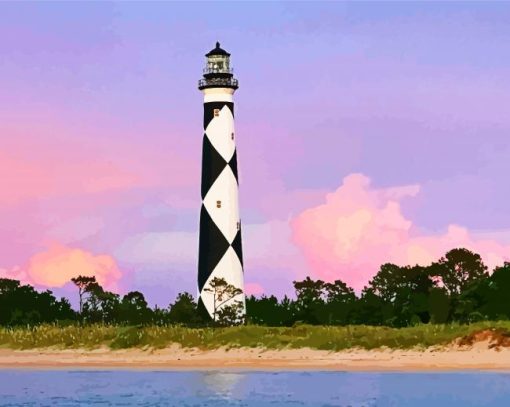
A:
[197,42,245,321]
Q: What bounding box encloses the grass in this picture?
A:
[1,322,510,351]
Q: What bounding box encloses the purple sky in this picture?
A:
[1,2,510,307]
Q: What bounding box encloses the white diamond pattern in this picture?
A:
[205,105,235,162]
[201,246,244,318]
[202,166,239,244]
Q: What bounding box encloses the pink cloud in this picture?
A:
[0,144,138,206]
[244,282,264,296]
[0,244,122,290]
[0,266,28,285]
[0,120,197,206]
[244,220,305,270]
[291,173,510,290]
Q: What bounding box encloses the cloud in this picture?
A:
[115,231,197,267]
[45,216,105,244]
[0,244,122,290]
[291,173,510,290]
[0,148,139,206]
[0,265,29,284]
[244,282,264,296]
[240,220,309,296]
[243,220,305,270]
[0,122,197,207]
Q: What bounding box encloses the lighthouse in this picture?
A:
[197,42,245,321]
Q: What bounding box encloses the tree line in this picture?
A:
[248,248,510,327]
[0,277,201,327]
[1,248,510,327]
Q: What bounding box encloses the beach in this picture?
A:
[1,340,509,371]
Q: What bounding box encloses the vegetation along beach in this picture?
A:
[3,248,510,370]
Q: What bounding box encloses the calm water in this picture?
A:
[0,370,509,406]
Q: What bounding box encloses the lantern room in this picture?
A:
[198,42,239,90]
[204,42,232,75]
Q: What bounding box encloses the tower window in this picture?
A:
[216,200,221,208]
[214,109,220,117]
[231,132,234,140]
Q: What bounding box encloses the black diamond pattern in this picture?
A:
[197,205,231,292]
[228,149,238,184]
[201,135,227,199]
[197,296,213,322]
[231,227,244,268]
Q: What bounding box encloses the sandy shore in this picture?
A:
[1,342,510,371]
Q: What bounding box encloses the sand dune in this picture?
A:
[1,338,510,371]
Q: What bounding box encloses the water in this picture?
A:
[0,370,509,406]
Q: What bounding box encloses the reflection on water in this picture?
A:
[201,371,246,399]
[1,370,510,406]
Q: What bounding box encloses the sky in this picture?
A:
[1,1,510,307]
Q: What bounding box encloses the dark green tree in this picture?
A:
[323,279,356,325]
[246,295,297,326]
[216,301,245,326]
[484,263,510,319]
[81,282,106,323]
[0,278,75,326]
[98,290,121,323]
[367,263,434,325]
[453,263,507,322]
[351,288,389,325]
[428,287,450,324]
[71,275,97,314]
[0,278,20,293]
[168,292,200,325]
[293,277,325,324]
[431,248,489,296]
[120,291,152,325]
[279,295,299,326]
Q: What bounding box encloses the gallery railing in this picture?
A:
[198,77,239,89]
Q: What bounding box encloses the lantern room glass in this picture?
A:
[205,55,231,74]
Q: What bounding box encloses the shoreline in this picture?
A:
[1,344,510,371]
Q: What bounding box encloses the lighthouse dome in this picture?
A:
[205,42,231,57]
